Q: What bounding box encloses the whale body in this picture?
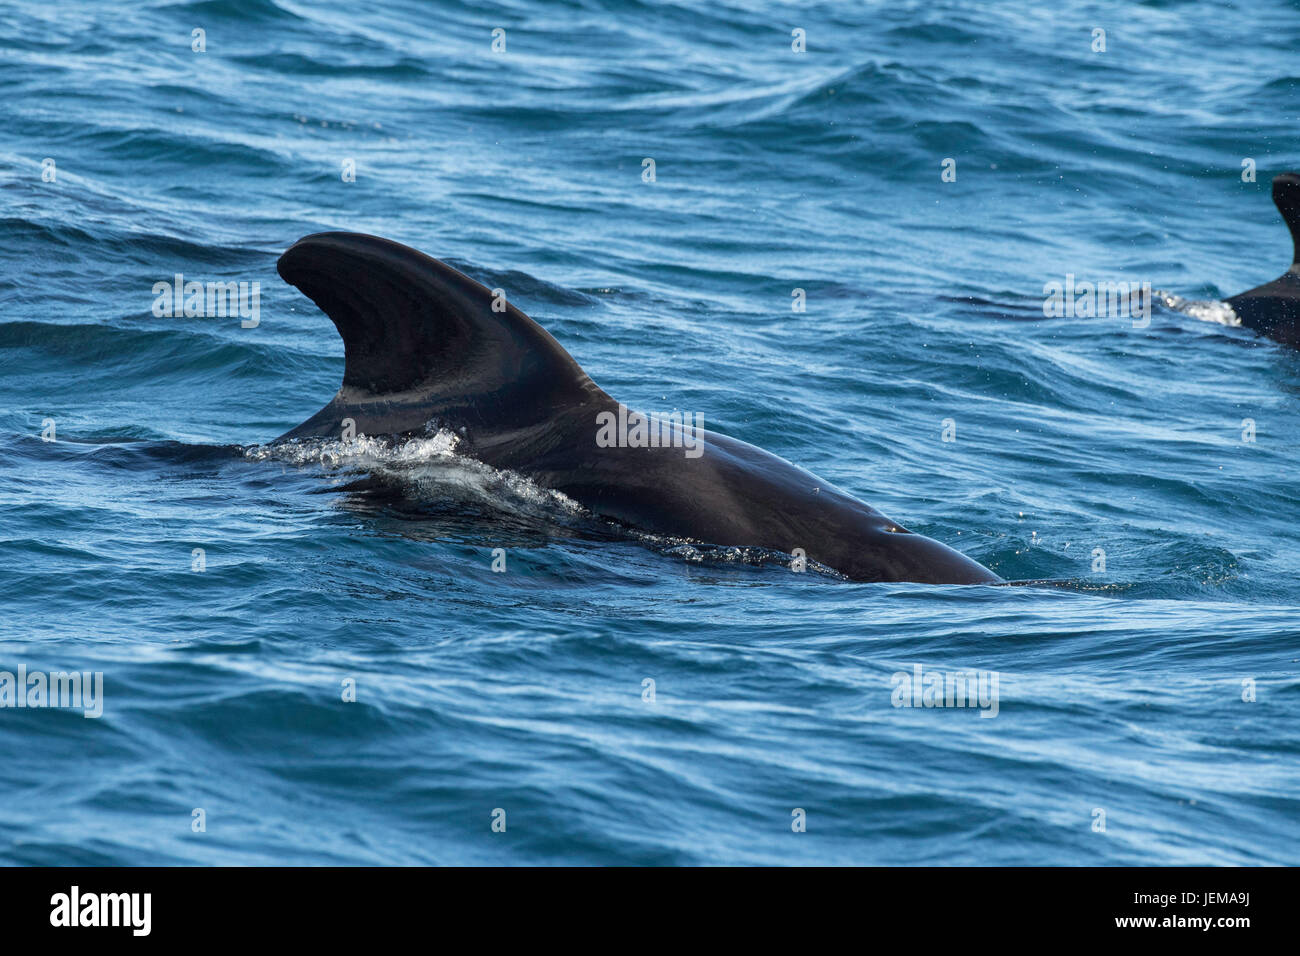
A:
[274,232,1002,585]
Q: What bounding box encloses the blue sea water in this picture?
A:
[2,0,1299,866]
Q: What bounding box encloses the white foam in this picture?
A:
[1157,292,1242,327]
[242,429,584,516]
[242,429,461,467]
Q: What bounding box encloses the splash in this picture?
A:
[242,430,461,468]
[1156,292,1242,327]
[241,430,585,517]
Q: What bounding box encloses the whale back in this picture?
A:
[271,233,1002,584]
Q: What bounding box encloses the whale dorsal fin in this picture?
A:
[1272,172,1300,267]
[276,232,604,438]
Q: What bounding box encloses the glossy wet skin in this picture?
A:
[276,232,1002,585]
[476,405,1002,584]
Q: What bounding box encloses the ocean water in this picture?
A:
[2,0,1299,866]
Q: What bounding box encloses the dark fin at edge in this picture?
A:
[1273,171,1300,267]
[1223,173,1300,347]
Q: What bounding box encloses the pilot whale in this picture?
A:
[1224,171,1300,348]
[274,232,1002,585]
